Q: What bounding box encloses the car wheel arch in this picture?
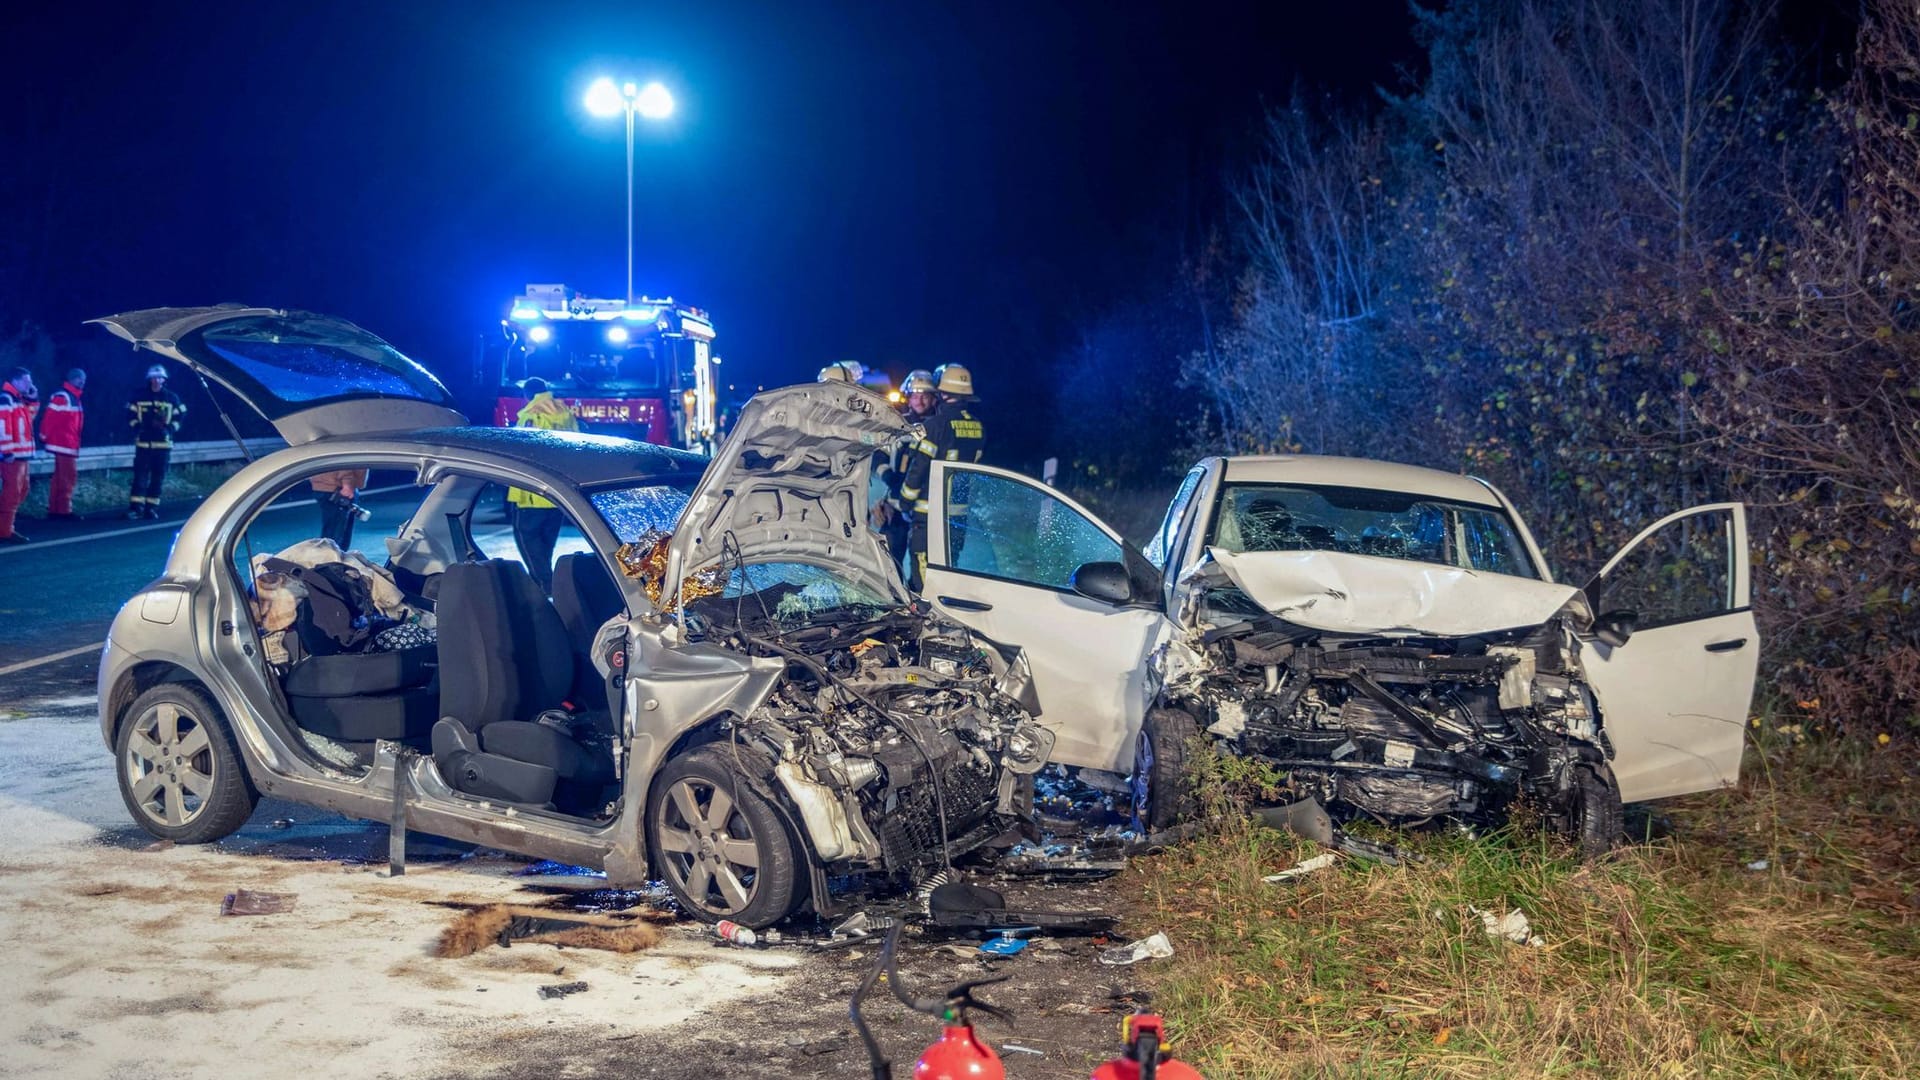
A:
[108,660,202,745]
[638,716,824,870]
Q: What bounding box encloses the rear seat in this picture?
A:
[282,645,439,744]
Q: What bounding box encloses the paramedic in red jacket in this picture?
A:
[0,366,38,543]
[38,368,85,519]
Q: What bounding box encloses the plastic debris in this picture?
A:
[979,929,1034,956]
[1746,859,1769,871]
[714,919,758,946]
[1468,906,1544,947]
[1002,1043,1045,1057]
[1097,932,1175,966]
[221,889,297,916]
[538,981,589,999]
[1263,852,1340,883]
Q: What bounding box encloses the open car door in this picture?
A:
[1579,503,1759,803]
[89,306,466,443]
[922,461,1166,774]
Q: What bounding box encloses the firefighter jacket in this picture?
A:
[900,401,986,517]
[507,392,579,509]
[127,386,186,449]
[0,381,35,460]
[39,381,84,455]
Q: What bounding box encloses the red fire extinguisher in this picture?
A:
[1090,1014,1205,1080]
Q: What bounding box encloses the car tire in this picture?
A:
[1131,707,1202,833]
[648,746,803,928]
[115,683,258,844]
[1567,763,1624,859]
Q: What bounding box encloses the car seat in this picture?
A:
[550,552,624,705]
[430,560,615,808]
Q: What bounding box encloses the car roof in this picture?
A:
[1219,454,1503,507]
[367,426,709,486]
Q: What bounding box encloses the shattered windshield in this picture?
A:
[1210,482,1541,579]
[720,562,894,625]
[589,478,698,542]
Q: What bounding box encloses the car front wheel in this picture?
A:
[115,683,258,843]
[1131,707,1201,833]
[1565,763,1624,859]
[647,747,802,928]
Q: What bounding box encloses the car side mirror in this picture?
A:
[1593,609,1638,648]
[1071,561,1134,606]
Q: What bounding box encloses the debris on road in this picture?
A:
[537,980,590,1000]
[1097,932,1175,966]
[435,904,665,957]
[926,881,1118,936]
[221,889,297,916]
[1469,905,1544,947]
[714,919,759,947]
[1263,852,1340,883]
[1746,859,1770,871]
[1002,1042,1045,1056]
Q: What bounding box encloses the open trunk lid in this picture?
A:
[88,306,465,443]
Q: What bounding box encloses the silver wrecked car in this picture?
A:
[913,455,1760,852]
[90,306,1050,927]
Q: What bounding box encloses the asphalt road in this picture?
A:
[0,486,552,704]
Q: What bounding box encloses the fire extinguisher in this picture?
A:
[850,923,1013,1080]
[1089,1014,1205,1080]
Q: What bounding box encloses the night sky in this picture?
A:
[7,0,1418,463]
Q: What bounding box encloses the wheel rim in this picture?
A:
[655,776,763,916]
[125,702,216,828]
[1130,727,1155,827]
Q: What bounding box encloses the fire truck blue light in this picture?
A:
[606,325,630,344]
[527,325,553,343]
[510,306,540,320]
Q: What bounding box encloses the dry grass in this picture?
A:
[1122,726,1920,1077]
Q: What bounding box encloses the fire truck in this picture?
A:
[485,284,720,452]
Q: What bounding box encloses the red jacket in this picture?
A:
[39,381,84,455]
[0,380,35,459]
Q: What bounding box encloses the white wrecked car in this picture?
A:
[917,455,1759,852]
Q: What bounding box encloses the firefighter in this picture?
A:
[126,364,185,519]
[899,363,986,591]
[0,367,38,543]
[507,378,579,592]
[872,369,938,578]
[817,360,860,382]
[38,368,85,519]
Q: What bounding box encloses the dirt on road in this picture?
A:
[0,692,1157,1080]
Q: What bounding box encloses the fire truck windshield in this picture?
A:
[514,321,667,393]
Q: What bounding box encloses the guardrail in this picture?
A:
[23,437,284,477]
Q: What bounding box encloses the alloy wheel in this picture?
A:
[124,701,216,828]
[655,776,763,916]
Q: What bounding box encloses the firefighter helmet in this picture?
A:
[933,362,973,397]
[817,362,855,383]
[145,364,168,381]
[902,369,937,394]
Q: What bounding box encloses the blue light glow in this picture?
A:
[528,325,552,344]
[510,306,541,321]
[606,325,630,344]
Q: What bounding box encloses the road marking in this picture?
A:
[0,642,101,678]
[0,484,415,557]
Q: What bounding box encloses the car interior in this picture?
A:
[232,468,628,819]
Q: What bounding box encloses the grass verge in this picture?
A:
[1121,726,1920,1077]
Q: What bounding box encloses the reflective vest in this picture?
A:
[0,382,34,458]
[506,392,580,509]
[127,387,186,449]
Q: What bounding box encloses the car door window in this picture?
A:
[943,470,1122,590]
[1594,507,1738,628]
[1144,468,1205,570]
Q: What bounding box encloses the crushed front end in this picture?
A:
[685,594,1052,889]
[1168,577,1619,849]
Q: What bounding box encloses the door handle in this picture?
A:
[1705,638,1748,653]
[938,596,993,612]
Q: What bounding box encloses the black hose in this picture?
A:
[848,926,895,1080]
[1138,1030,1161,1080]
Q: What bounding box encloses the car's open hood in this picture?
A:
[664,383,909,607]
[1203,547,1584,637]
[89,305,466,444]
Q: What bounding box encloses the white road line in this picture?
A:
[0,483,416,557]
[0,643,101,678]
